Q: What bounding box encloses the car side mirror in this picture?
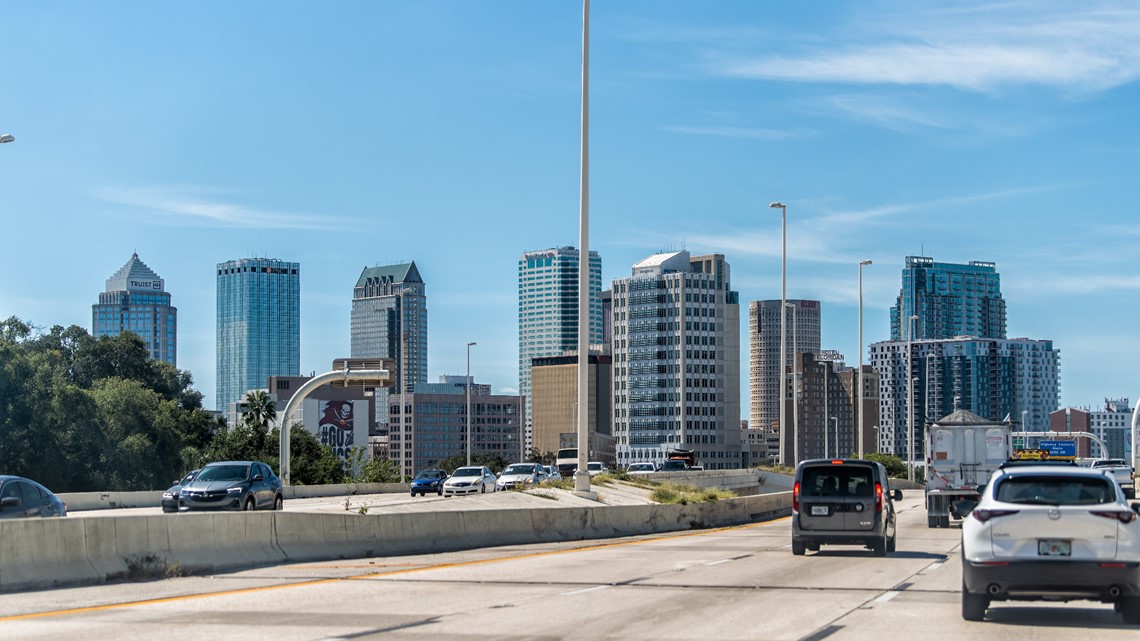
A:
[892,489,903,501]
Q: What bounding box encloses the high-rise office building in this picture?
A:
[782,352,879,463]
[870,336,1060,461]
[748,299,821,442]
[216,258,300,411]
[518,247,602,451]
[92,253,177,365]
[530,352,614,464]
[612,251,741,469]
[388,376,523,479]
[351,262,427,429]
[890,256,1006,341]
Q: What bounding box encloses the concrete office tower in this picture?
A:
[781,353,880,463]
[351,262,428,430]
[748,299,821,444]
[387,376,523,479]
[518,247,602,452]
[891,256,1007,341]
[612,251,741,469]
[92,253,177,365]
[870,336,1060,461]
[530,353,614,465]
[216,258,300,411]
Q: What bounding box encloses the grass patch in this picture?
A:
[755,464,795,475]
[538,478,574,491]
[650,483,735,505]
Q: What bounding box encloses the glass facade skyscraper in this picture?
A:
[350,262,427,430]
[216,258,300,411]
[890,256,1006,341]
[518,246,603,452]
[92,253,177,365]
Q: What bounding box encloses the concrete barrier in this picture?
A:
[0,491,793,593]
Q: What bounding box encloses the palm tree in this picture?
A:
[242,390,277,432]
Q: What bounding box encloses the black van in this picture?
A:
[791,459,902,556]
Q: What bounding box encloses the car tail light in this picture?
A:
[971,509,1020,523]
[793,481,800,512]
[1090,510,1138,524]
[875,482,883,512]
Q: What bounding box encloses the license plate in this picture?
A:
[811,505,830,516]
[1038,539,1071,556]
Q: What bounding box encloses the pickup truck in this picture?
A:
[1090,458,1136,499]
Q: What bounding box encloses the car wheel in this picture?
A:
[411,491,417,497]
[162,506,175,514]
[927,514,938,528]
[243,497,255,511]
[1121,596,1140,624]
[887,534,897,553]
[481,483,487,494]
[871,537,887,557]
[436,488,443,496]
[961,582,988,621]
[791,539,806,556]
[274,495,283,511]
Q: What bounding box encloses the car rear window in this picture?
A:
[800,466,874,498]
[995,475,1115,505]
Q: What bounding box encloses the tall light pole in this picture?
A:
[770,202,787,466]
[787,302,799,465]
[574,0,593,496]
[823,366,829,459]
[831,416,839,458]
[907,314,918,482]
[0,134,13,144]
[466,341,477,466]
[857,259,872,458]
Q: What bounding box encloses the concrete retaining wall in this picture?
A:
[650,469,762,494]
[59,483,411,511]
[0,491,791,592]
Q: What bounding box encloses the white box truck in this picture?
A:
[925,410,1012,528]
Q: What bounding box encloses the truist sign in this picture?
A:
[127,279,163,291]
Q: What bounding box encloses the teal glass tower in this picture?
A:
[216,258,300,410]
[890,256,1006,341]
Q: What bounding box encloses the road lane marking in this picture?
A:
[561,585,613,596]
[874,591,900,603]
[705,559,731,566]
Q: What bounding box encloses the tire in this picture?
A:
[928,514,938,528]
[940,515,951,528]
[274,495,283,511]
[481,483,486,494]
[872,537,887,557]
[436,488,443,496]
[791,539,806,556]
[887,534,897,553]
[411,491,417,497]
[962,582,988,621]
[162,506,175,514]
[243,497,255,511]
[1121,597,1140,624]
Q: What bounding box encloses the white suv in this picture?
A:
[961,464,1140,622]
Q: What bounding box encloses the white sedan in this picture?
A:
[626,462,657,476]
[961,463,1140,623]
[442,466,498,496]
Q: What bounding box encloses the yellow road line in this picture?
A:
[0,517,787,622]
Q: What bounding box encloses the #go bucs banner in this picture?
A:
[303,399,367,462]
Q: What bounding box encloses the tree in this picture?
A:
[435,453,512,474]
[862,453,907,479]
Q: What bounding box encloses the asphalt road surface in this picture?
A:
[2,491,1137,641]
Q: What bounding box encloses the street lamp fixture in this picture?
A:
[857,259,872,458]
[466,341,477,466]
[770,202,787,466]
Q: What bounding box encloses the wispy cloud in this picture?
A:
[96,185,348,230]
[661,125,805,140]
[697,2,1140,93]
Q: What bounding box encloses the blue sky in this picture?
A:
[2,1,1138,416]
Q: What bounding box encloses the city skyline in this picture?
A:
[3,2,1139,414]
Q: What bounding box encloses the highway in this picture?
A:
[1,491,1137,640]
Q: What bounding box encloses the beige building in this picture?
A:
[530,353,614,465]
